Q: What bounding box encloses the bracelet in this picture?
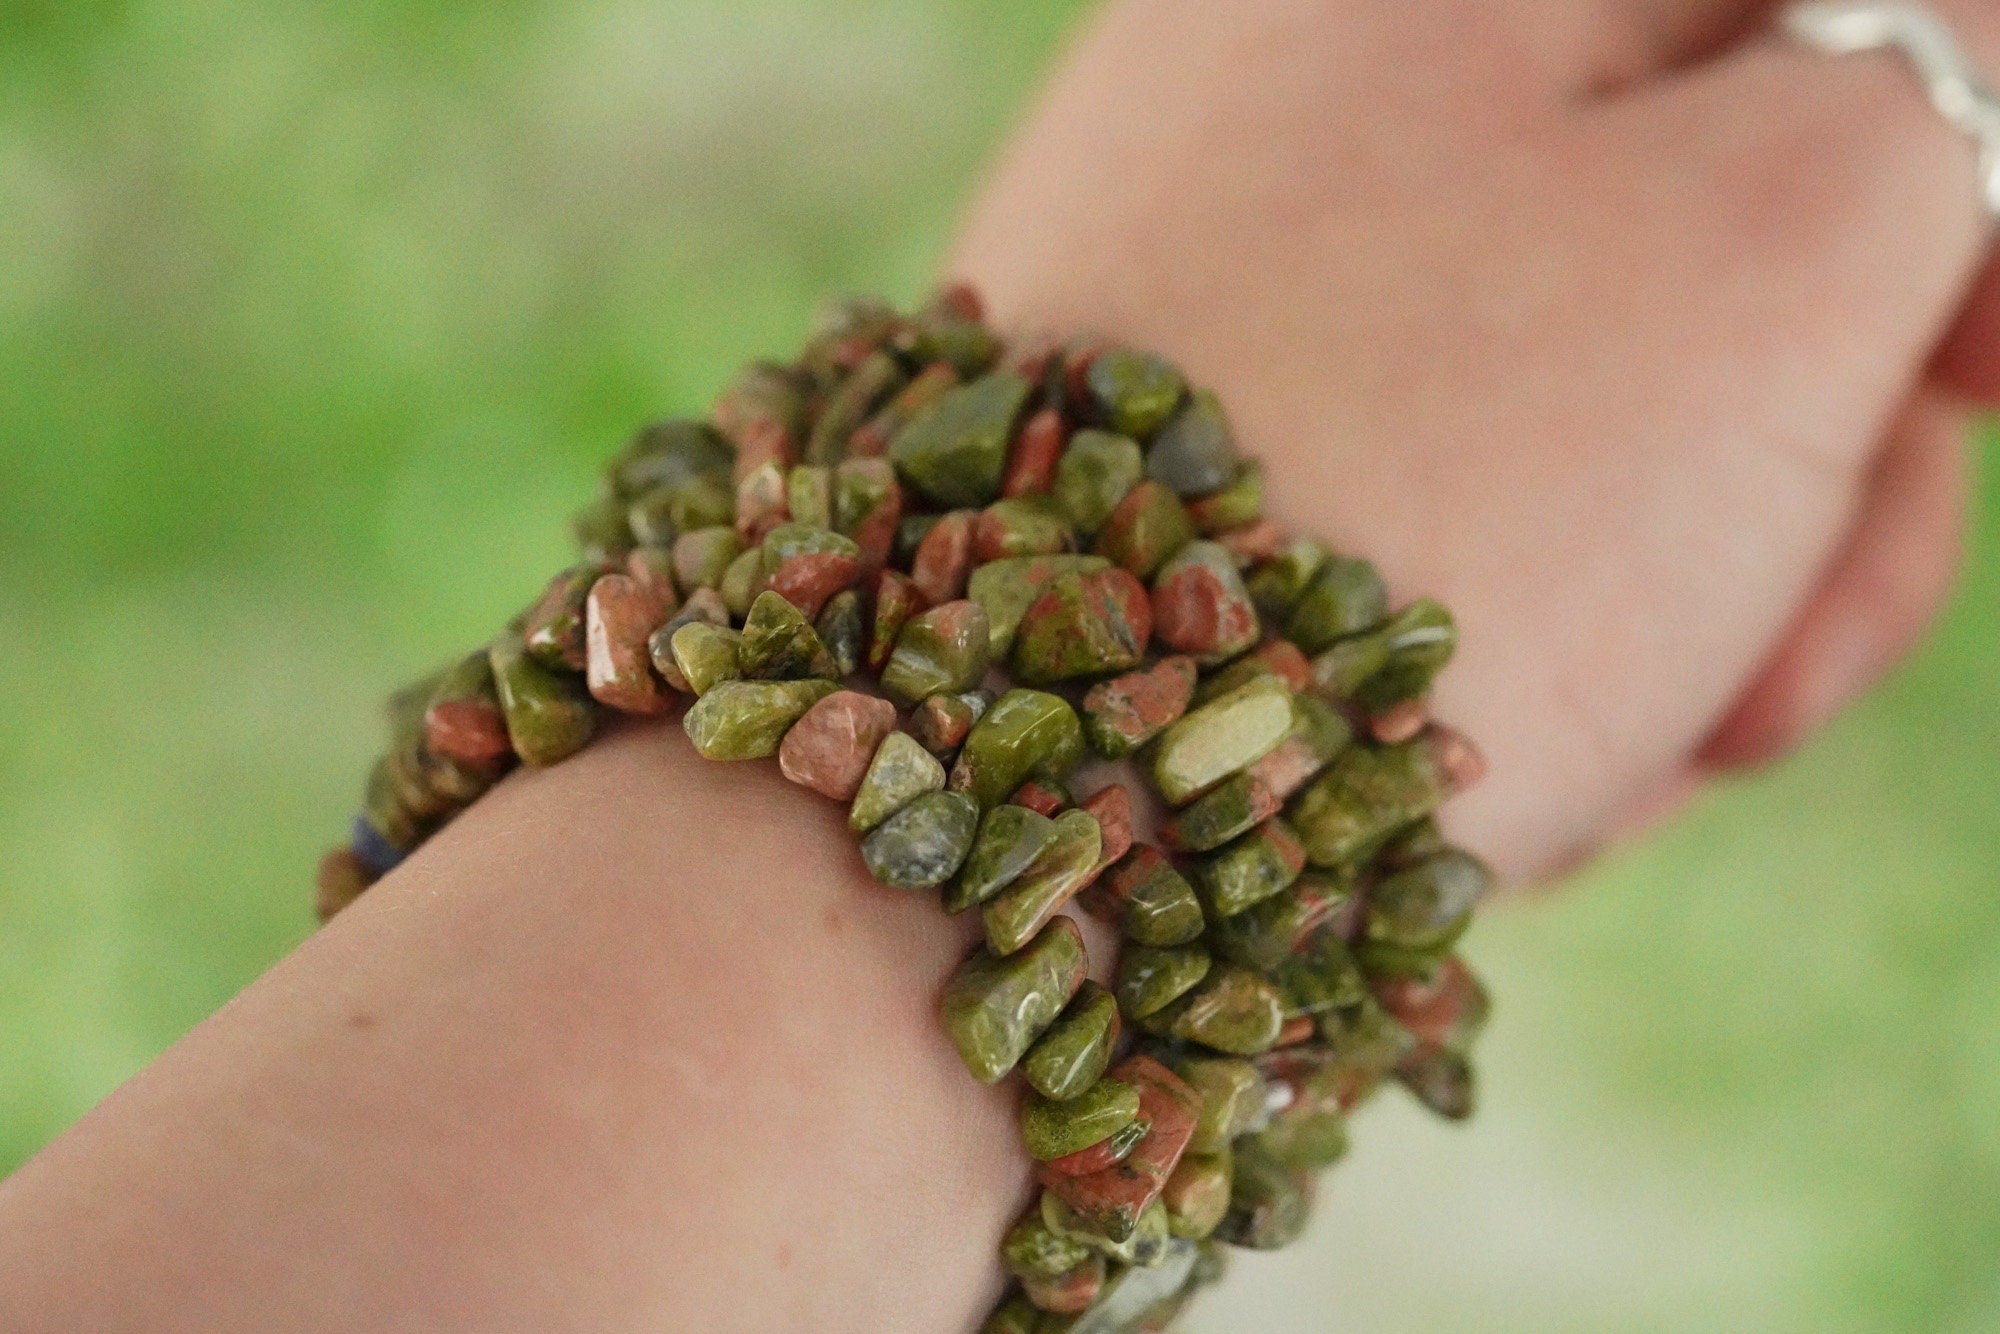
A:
[316,287,1493,1333]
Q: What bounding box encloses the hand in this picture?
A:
[954,0,1995,882]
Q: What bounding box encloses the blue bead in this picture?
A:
[350,815,407,877]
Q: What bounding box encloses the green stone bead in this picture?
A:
[737,590,837,681]
[604,418,734,501]
[668,622,743,696]
[1284,554,1388,653]
[673,526,743,591]
[647,588,730,690]
[1164,1056,1267,1155]
[946,804,1059,913]
[950,689,1085,809]
[861,790,980,890]
[719,546,768,619]
[881,600,993,706]
[624,486,681,548]
[1208,872,1356,974]
[1085,846,1206,947]
[759,521,863,575]
[1085,348,1186,439]
[1351,598,1458,711]
[1022,981,1121,1101]
[1145,389,1237,497]
[1191,818,1306,918]
[1277,937,1366,1019]
[1317,997,1419,1096]
[522,565,600,671]
[888,370,1031,509]
[1080,655,1197,759]
[1354,938,1453,981]
[806,347,905,465]
[1163,1151,1233,1241]
[1002,1212,1095,1281]
[1215,1141,1312,1250]
[1150,675,1295,805]
[1052,430,1143,537]
[1116,943,1211,1019]
[1021,1076,1141,1160]
[814,589,864,678]
[977,495,1074,559]
[848,731,947,833]
[1366,849,1489,951]
[1172,967,1287,1055]
[682,678,836,761]
[1289,739,1451,867]
[1397,1047,1475,1121]
[1094,480,1195,580]
[571,495,634,564]
[940,917,1087,1084]
[1166,770,1278,852]
[1149,540,1261,664]
[661,471,735,534]
[984,808,1102,954]
[895,512,941,563]
[1245,538,1329,624]
[785,464,834,529]
[967,554,1112,657]
[1188,459,1264,535]
[1009,568,1152,685]
[1252,1100,1349,1169]
[489,635,595,767]
[832,456,901,532]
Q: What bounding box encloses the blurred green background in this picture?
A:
[1,2,1995,1330]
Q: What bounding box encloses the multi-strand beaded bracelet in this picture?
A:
[316,287,1492,1334]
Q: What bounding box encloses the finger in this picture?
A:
[1932,251,2000,402]
[1696,390,1971,771]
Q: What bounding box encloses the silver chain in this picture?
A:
[1782,1,2000,218]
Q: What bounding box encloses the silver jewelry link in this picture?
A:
[1782,1,2000,218]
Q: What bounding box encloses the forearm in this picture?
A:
[0,727,1025,1330]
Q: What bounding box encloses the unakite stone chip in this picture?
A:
[1094,480,1195,580]
[1116,943,1211,1019]
[1001,1211,1095,1281]
[1367,849,1488,952]
[759,521,863,576]
[881,600,992,705]
[950,689,1085,809]
[861,790,980,890]
[1085,348,1186,439]
[668,622,743,696]
[974,495,1074,560]
[1053,430,1144,537]
[1173,967,1287,1055]
[1062,1238,1197,1333]
[1208,871,1356,973]
[849,731,947,833]
[1083,845,1206,947]
[1022,981,1122,1102]
[1289,738,1452,867]
[1215,1142,1313,1249]
[1246,537,1330,623]
[1253,1095,1349,1169]
[815,588,864,678]
[1351,598,1458,711]
[521,565,600,671]
[1165,770,1283,852]
[1162,1152,1233,1241]
[1150,674,1295,804]
[1022,1077,1142,1160]
[647,587,730,690]
[1276,934,1365,1017]
[1192,818,1306,918]
[1010,568,1153,685]
[967,553,1113,657]
[682,679,836,760]
[940,916,1087,1084]
[672,525,743,592]
[1150,540,1260,663]
[888,370,1032,508]
[571,495,634,564]
[489,634,595,767]
[1080,655,1198,759]
[719,546,768,618]
[1398,1047,1476,1121]
[1165,1056,1267,1155]
[737,590,837,681]
[1188,459,1263,535]
[946,804,1059,913]
[1284,553,1388,653]
[604,417,734,500]
[984,808,1103,955]
[1145,389,1237,497]
[785,464,834,529]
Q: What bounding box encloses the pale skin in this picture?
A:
[0,1,1992,1329]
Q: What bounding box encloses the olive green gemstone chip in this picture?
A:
[861,790,981,890]
[1021,1077,1141,1160]
[941,916,1087,1085]
[951,689,1085,809]
[1022,981,1122,1102]
[683,679,836,760]
[849,731,947,834]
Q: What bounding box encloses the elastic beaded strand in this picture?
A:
[316,286,1493,1333]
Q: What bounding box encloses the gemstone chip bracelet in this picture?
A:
[317,287,1493,1333]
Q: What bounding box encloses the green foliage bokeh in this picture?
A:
[1,4,1995,1329]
